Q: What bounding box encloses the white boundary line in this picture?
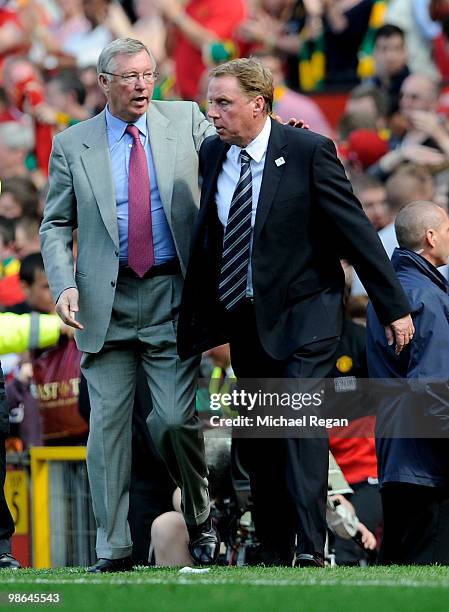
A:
[0,577,448,589]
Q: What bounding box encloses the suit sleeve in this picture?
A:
[39,135,77,304]
[312,138,411,325]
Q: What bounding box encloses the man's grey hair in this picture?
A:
[97,38,156,79]
[0,121,35,151]
[395,201,446,251]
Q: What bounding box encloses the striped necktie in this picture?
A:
[219,150,253,310]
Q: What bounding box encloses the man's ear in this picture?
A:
[252,95,266,117]
[98,74,110,95]
[426,228,437,248]
[20,280,31,300]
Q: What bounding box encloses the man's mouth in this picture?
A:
[133,96,148,103]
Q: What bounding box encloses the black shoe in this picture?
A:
[187,518,220,565]
[295,553,325,568]
[87,556,134,573]
[0,553,21,569]
[246,546,282,567]
[245,544,293,567]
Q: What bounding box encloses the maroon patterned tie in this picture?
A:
[126,124,154,277]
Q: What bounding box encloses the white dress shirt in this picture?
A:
[216,117,271,297]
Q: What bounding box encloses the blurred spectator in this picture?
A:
[132,0,169,68]
[79,65,106,115]
[430,0,449,21]
[255,50,332,136]
[239,0,322,91]
[0,218,16,276]
[351,174,391,230]
[337,111,377,142]
[322,0,377,90]
[0,122,35,182]
[46,0,90,49]
[24,0,90,73]
[0,1,30,80]
[0,217,25,309]
[19,253,54,315]
[0,177,39,220]
[63,0,134,69]
[0,312,63,356]
[386,0,441,78]
[367,24,410,115]
[344,129,389,172]
[0,86,16,122]
[40,70,90,131]
[369,73,449,181]
[14,216,41,260]
[379,165,436,257]
[156,0,246,101]
[345,82,389,130]
[351,165,437,296]
[2,56,53,179]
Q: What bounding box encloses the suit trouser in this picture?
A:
[82,272,209,559]
[380,482,449,565]
[227,300,338,561]
[0,438,15,555]
[0,366,15,555]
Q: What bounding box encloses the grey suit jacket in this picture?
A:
[40,100,215,353]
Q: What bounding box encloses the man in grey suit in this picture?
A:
[40,38,219,571]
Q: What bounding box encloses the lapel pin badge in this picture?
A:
[275,157,285,167]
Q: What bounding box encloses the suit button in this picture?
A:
[111,281,116,287]
[115,250,119,257]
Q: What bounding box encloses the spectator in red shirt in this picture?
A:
[155,0,246,101]
[0,2,30,83]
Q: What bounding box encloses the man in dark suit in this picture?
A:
[178,58,414,567]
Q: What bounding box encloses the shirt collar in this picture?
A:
[105,105,148,141]
[229,117,271,164]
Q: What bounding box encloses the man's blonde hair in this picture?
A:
[209,58,273,114]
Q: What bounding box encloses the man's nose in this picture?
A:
[208,105,219,119]
[134,75,146,88]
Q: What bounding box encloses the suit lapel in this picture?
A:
[80,110,119,247]
[253,119,288,244]
[200,138,228,211]
[147,103,176,222]
[191,137,228,258]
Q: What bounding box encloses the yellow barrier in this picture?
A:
[30,447,87,568]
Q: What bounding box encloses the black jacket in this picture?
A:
[178,119,410,361]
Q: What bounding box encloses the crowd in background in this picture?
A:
[1,0,449,566]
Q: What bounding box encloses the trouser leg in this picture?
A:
[139,273,209,526]
[0,437,15,554]
[284,338,339,557]
[82,348,136,559]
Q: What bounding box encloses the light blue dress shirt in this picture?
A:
[105,106,176,266]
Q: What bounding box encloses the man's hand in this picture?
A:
[357,522,377,550]
[401,144,446,166]
[384,314,414,355]
[272,114,310,129]
[56,288,84,330]
[59,319,75,338]
[408,110,441,139]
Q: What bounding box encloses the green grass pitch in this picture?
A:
[0,566,448,612]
